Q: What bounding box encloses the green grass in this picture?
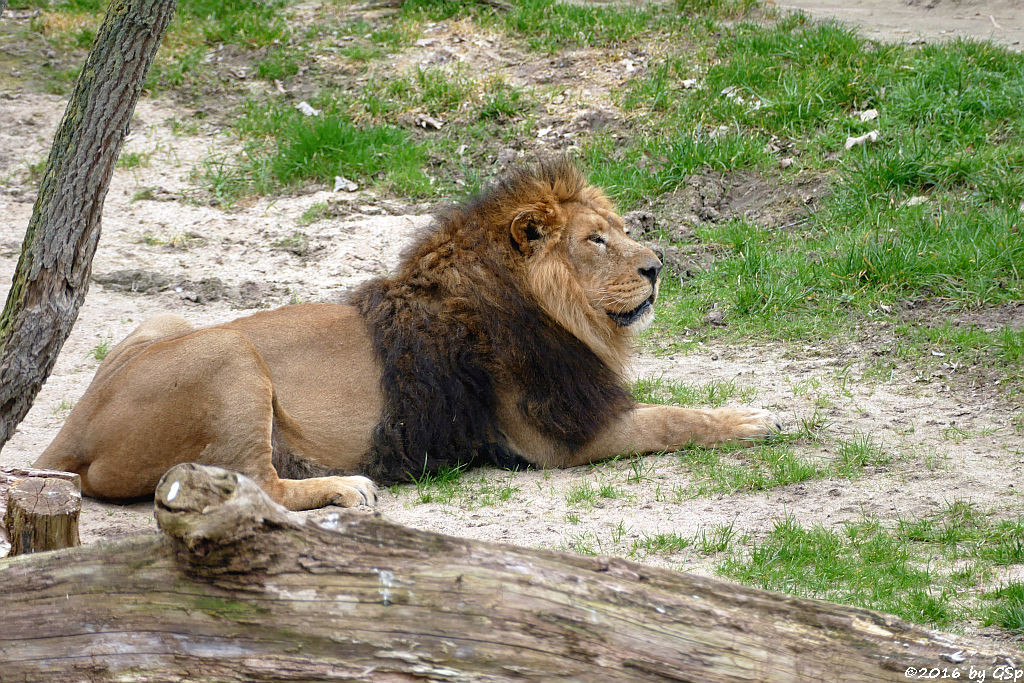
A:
[626,524,739,559]
[721,515,956,626]
[581,131,771,210]
[721,502,1024,628]
[632,532,691,556]
[402,465,522,508]
[694,523,737,554]
[478,77,526,122]
[895,321,1024,367]
[1000,326,1024,362]
[297,202,331,227]
[256,47,304,81]
[10,0,105,9]
[586,15,1024,373]
[173,0,290,48]
[410,463,466,505]
[469,472,520,506]
[566,530,599,555]
[631,377,757,407]
[89,338,112,361]
[565,479,597,507]
[680,443,823,496]
[262,114,427,192]
[834,432,891,477]
[982,583,1024,633]
[630,377,900,494]
[200,98,432,203]
[501,0,653,52]
[116,151,150,169]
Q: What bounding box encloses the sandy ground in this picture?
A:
[1,3,1023,637]
[780,0,1024,49]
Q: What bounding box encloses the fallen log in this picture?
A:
[0,463,1016,681]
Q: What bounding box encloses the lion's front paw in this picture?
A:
[713,407,782,446]
[327,475,378,507]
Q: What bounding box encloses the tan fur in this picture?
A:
[35,164,778,510]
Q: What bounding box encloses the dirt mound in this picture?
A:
[626,171,828,277]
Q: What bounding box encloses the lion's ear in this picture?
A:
[510,208,554,255]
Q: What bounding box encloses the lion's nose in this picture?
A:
[639,258,662,286]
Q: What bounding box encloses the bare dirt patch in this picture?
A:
[900,299,1024,332]
[626,170,828,276]
[779,0,1024,50]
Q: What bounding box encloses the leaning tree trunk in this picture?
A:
[0,464,1014,681]
[0,0,177,447]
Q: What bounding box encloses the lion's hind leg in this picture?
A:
[39,326,377,510]
[33,313,198,486]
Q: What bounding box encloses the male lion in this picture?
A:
[36,160,778,510]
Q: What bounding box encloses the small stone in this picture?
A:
[844,130,879,150]
[333,175,358,193]
[415,113,445,130]
[495,148,516,167]
[703,309,725,326]
[295,101,319,117]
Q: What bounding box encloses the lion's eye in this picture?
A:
[588,234,607,246]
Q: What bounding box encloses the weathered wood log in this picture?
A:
[1,466,81,556]
[0,464,1016,681]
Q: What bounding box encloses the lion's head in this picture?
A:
[353,159,650,480]
[478,159,663,373]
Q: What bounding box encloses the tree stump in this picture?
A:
[0,463,1017,681]
[1,466,82,556]
[4,477,81,556]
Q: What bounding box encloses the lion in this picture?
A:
[35,159,779,510]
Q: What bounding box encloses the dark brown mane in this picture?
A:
[348,160,634,484]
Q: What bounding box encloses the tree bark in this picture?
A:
[0,464,1014,682]
[0,0,177,447]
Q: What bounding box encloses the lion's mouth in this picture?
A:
[607,296,654,327]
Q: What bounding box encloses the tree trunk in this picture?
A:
[0,464,1014,682]
[0,0,177,447]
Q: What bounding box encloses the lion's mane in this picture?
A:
[348,160,635,484]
